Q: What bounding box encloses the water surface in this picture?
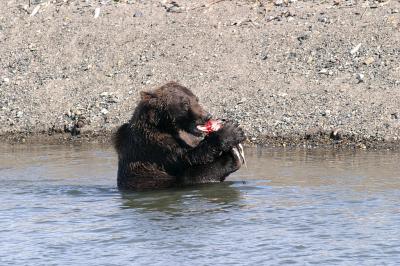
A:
[1,144,400,265]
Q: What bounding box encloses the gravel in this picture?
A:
[0,0,399,149]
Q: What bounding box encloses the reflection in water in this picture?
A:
[1,144,400,265]
[120,182,242,213]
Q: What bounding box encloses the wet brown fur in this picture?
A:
[113,82,245,190]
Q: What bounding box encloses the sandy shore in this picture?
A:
[0,0,399,148]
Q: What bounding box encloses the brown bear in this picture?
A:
[113,82,246,190]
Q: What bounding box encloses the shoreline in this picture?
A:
[2,130,399,150]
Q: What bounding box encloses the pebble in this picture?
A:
[330,128,341,140]
[364,57,375,65]
[16,111,23,118]
[3,77,10,83]
[94,7,100,19]
[133,11,143,17]
[321,110,331,116]
[356,73,364,83]
[261,53,268,60]
[274,0,284,6]
[350,43,362,55]
[162,1,184,13]
[318,17,329,23]
[297,33,310,43]
[319,68,328,74]
[31,5,40,17]
[100,108,109,115]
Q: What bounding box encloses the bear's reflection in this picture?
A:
[120,182,241,214]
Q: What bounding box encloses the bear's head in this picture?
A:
[137,82,212,138]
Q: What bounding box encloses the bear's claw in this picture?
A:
[231,144,246,168]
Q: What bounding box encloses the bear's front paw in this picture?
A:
[215,121,246,152]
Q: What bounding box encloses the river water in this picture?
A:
[1,144,399,265]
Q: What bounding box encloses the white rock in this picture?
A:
[16,111,23,118]
[319,68,328,74]
[350,43,362,55]
[94,7,101,19]
[356,73,365,82]
[31,5,40,17]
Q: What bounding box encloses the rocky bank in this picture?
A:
[0,0,399,148]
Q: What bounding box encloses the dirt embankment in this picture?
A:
[0,0,399,148]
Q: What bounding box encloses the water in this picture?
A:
[1,144,400,265]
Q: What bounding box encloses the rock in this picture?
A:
[162,1,184,13]
[16,111,23,118]
[100,108,109,115]
[319,68,328,74]
[392,9,399,14]
[364,57,375,65]
[76,120,85,128]
[66,110,72,117]
[391,113,399,120]
[107,96,119,103]
[94,7,100,19]
[321,109,331,116]
[237,98,247,104]
[297,33,310,43]
[261,53,268,60]
[31,5,40,17]
[356,73,364,83]
[318,17,329,23]
[305,127,324,140]
[3,77,10,83]
[274,0,284,6]
[133,11,143,17]
[330,128,341,140]
[350,43,362,55]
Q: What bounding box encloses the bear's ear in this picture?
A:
[140,91,157,101]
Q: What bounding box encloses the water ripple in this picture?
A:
[1,145,400,265]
